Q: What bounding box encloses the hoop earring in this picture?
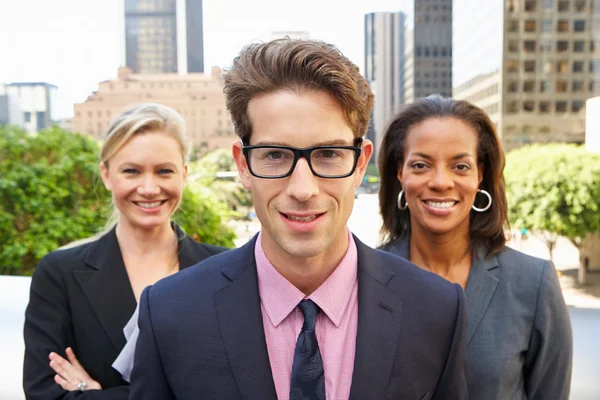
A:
[472,189,492,212]
[397,190,408,210]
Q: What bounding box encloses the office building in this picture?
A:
[124,0,204,74]
[453,0,600,151]
[71,66,237,154]
[364,12,406,158]
[4,82,57,132]
[403,0,453,103]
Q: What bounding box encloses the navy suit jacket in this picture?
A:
[129,235,468,400]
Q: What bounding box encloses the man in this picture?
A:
[129,39,468,400]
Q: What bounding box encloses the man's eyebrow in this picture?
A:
[252,139,353,147]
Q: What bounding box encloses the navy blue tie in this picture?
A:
[290,299,326,400]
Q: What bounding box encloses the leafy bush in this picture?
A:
[0,126,236,275]
[505,144,600,256]
[0,126,110,275]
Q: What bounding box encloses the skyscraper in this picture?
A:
[364,12,406,159]
[403,0,453,103]
[453,0,600,151]
[124,0,204,74]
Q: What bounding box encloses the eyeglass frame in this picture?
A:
[241,137,364,179]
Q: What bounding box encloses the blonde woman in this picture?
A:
[23,103,227,399]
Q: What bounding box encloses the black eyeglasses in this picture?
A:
[241,138,363,179]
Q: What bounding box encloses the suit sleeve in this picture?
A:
[129,285,175,400]
[432,283,468,400]
[524,261,573,400]
[23,255,129,400]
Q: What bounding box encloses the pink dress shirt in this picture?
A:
[255,230,359,400]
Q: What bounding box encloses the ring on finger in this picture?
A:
[76,381,87,391]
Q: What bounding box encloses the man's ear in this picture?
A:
[232,141,252,190]
[353,139,373,188]
[99,162,111,191]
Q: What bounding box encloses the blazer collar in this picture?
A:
[464,246,499,343]
[384,235,500,344]
[213,234,278,399]
[350,236,404,399]
[75,224,203,352]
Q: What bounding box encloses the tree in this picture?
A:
[505,144,600,283]
[172,187,236,248]
[189,148,253,213]
[0,126,111,275]
[0,126,236,275]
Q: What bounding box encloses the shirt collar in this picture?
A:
[255,229,358,328]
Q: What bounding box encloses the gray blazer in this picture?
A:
[384,238,573,400]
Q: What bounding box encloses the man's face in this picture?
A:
[233,89,372,264]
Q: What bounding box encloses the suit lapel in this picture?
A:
[350,237,404,399]
[213,236,278,399]
[74,228,137,353]
[464,248,499,344]
[384,237,500,344]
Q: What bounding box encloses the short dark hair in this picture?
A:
[378,95,509,256]
[223,38,374,140]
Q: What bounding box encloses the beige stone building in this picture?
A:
[453,0,600,151]
[72,66,237,156]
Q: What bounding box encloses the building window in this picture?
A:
[541,20,553,32]
[556,80,569,92]
[508,81,519,92]
[508,20,519,32]
[557,60,569,72]
[540,80,553,92]
[543,0,554,8]
[573,40,586,52]
[557,40,569,52]
[416,46,422,56]
[543,61,553,73]
[525,0,537,11]
[573,20,586,31]
[591,59,600,72]
[557,20,570,32]
[509,40,519,53]
[556,101,568,112]
[524,80,536,92]
[572,101,585,112]
[574,0,586,11]
[507,101,519,113]
[507,60,519,72]
[591,80,600,94]
[24,111,31,122]
[424,47,431,57]
[524,60,536,72]
[525,20,537,32]
[523,101,535,112]
[539,101,551,113]
[591,40,597,53]
[558,0,570,10]
[540,40,553,52]
[573,60,585,72]
[524,40,537,52]
[572,80,585,92]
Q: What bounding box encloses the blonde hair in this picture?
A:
[101,103,189,165]
[100,103,189,229]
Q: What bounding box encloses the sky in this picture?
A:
[0,0,410,119]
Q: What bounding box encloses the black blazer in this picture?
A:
[129,234,468,400]
[23,225,227,400]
